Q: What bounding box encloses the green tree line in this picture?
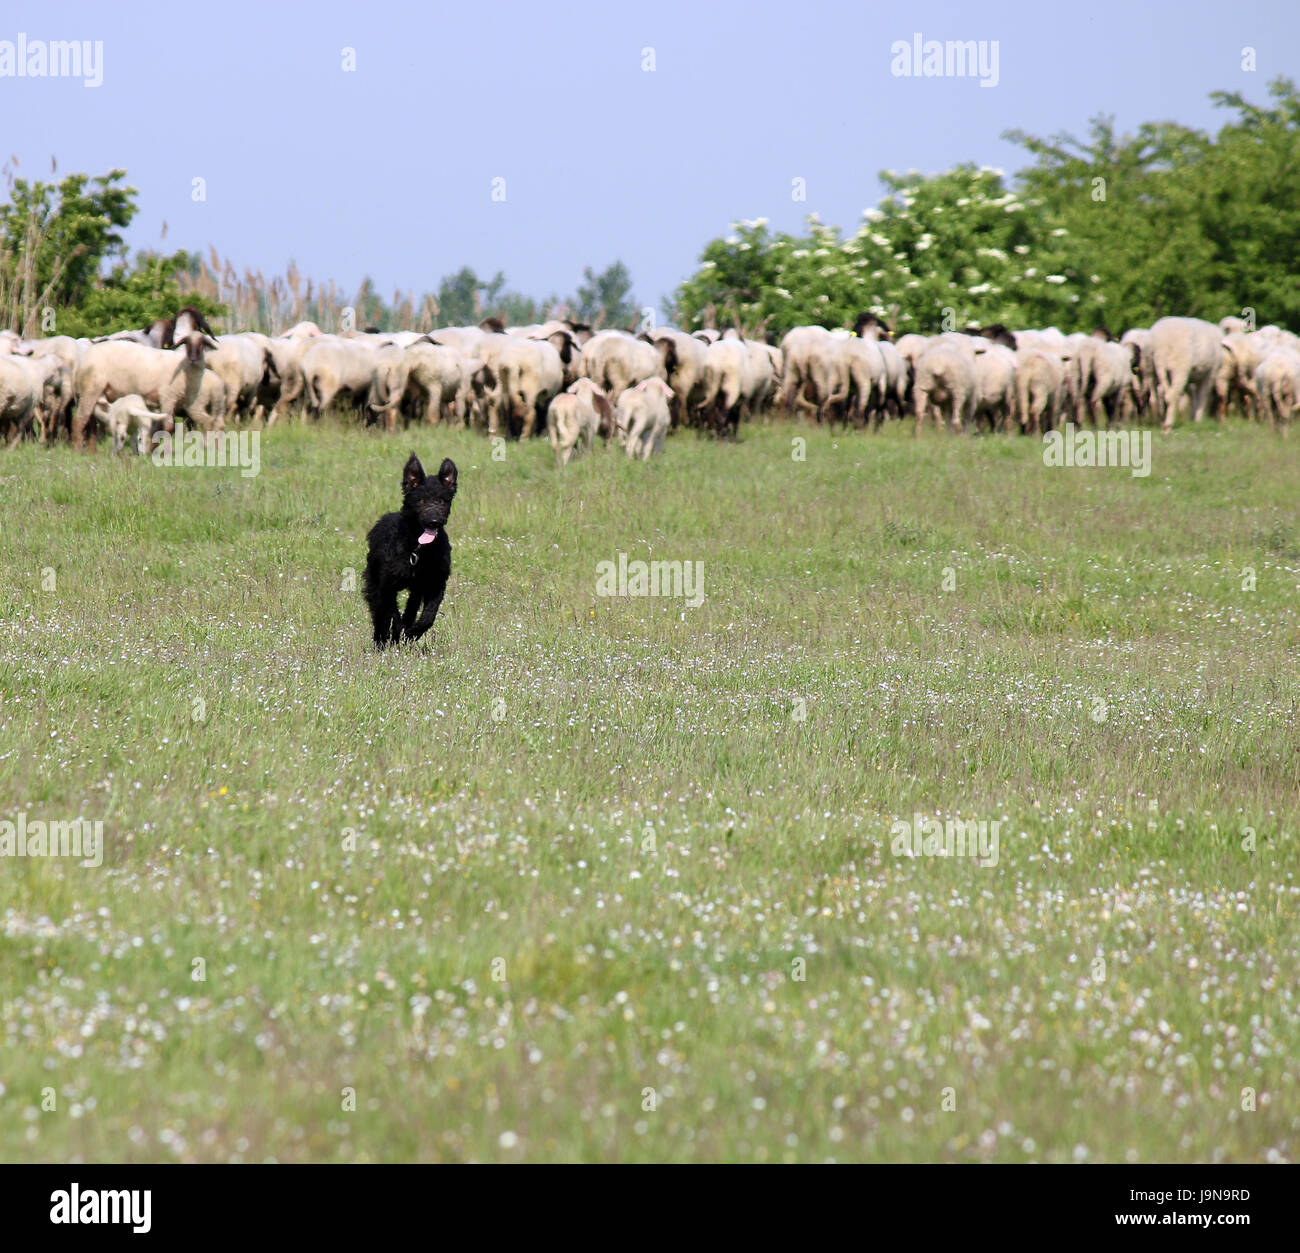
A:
[672,77,1300,336]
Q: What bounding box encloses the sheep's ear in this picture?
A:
[402,452,426,491]
[202,334,220,350]
[438,458,458,492]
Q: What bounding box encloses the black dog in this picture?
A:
[364,453,458,648]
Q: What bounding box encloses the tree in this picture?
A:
[0,164,139,333]
[674,79,1300,337]
[55,249,225,339]
[673,169,1079,337]
[573,261,637,328]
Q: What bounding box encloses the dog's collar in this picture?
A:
[409,547,420,567]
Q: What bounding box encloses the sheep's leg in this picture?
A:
[1189,373,1214,425]
[71,393,101,450]
[913,389,929,437]
[1160,370,1186,431]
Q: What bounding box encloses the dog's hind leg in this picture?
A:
[400,591,423,641]
[368,592,400,650]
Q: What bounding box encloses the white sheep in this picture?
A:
[548,379,613,466]
[71,333,220,449]
[1149,316,1223,430]
[94,393,165,453]
[913,341,976,435]
[1254,349,1300,431]
[616,377,674,459]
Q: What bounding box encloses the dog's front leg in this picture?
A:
[405,591,444,642]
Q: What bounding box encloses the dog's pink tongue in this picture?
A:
[418,529,437,545]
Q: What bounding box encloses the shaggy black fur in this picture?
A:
[363,453,458,649]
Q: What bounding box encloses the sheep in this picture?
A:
[1149,316,1223,431]
[1119,329,1155,422]
[280,320,324,341]
[875,340,908,420]
[615,378,674,459]
[367,345,411,430]
[1014,348,1066,434]
[497,334,570,438]
[301,337,383,418]
[842,336,886,428]
[206,334,278,422]
[427,331,514,434]
[4,355,70,441]
[700,338,753,437]
[779,326,849,422]
[1083,341,1136,427]
[913,341,976,435]
[578,331,663,405]
[1254,349,1300,431]
[971,343,1018,433]
[0,356,41,446]
[1215,332,1265,420]
[548,379,613,466]
[740,339,777,418]
[176,369,228,431]
[94,393,166,454]
[70,332,219,449]
[402,343,469,426]
[647,329,708,426]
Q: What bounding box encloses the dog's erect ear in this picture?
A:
[438,458,458,492]
[402,452,426,492]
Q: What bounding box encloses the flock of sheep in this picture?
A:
[0,307,1294,462]
[782,311,1298,436]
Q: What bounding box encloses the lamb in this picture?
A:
[70,332,220,448]
[615,377,674,459]
[648,329,708,426]
[95,393,166,453]
[547,379,613,466]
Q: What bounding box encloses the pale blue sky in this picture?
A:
[6,0,1296,316]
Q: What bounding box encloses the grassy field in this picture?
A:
[1,415,1297,1163]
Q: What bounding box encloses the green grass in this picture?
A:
[1,415,1297,1162]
